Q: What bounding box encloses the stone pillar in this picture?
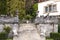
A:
[12,24,18,36]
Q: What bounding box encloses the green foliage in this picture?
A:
[7,0,20,16]
[0,0,38,21]
[50,33,60,40]
[25,15,32,20]
[26,3,38,20]
[0,0,7,15]
[0,0,26,17]
[0,32,12,40]
[58,24,60,33]
[0,32,7,40]
[46,39,53,40]
[18,0,26,20]
[6,39,12,40]
[4,26,11,33]
[0,26,11,40]
[32,3,38,18]
[33,3,38,11]
[19,0,38,20]
[0,25,11,40]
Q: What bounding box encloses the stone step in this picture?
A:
[18,23,36,32]
[13,36,18,40]
[20,23,35,27]
[13,23,46,40]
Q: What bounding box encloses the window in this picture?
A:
[49,5,52,12]
[39,0,48,2]
[45,4,57,13]
[53,5,56,11]
[45,7,48,13]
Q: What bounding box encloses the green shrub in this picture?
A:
[50,33,60,40]
[4,26,11,33]
[46,36,54,40]
[0,26,12,40]
[46,39,53,40]
[58,24,60,33]
[25,15,32,20]
[0,32,7,40]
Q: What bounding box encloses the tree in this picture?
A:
[0,0,7,15]
[32,3,38,18]
[26,3,38,20]
[25,0,38,20]
[0,0,38,21]
[6,0,19,16]
[18,0,26,20]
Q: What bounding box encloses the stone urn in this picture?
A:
[26,20,29,24]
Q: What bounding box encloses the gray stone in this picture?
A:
[13,24,46,40]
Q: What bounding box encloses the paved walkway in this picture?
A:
[13,24,46,40]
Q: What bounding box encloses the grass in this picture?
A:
[6,39,12,40]
[47,39,53,40]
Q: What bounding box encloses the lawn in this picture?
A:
[47,39,53,40]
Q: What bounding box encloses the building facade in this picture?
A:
[35,0,60,36]
[38,0,60,17]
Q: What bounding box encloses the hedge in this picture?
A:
[46,39,53,40]
[0,32,8,40]
[50,33,60,40]
[0,26,12,40]
[58,24,60,33]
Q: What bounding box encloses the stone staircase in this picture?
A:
[13,23,46,40]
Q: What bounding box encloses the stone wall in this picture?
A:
[0,23,58,38]
[36,23,58,36]
[0,24,4,32]
[0,23,19,38]
[0,24,18,31]
[13,23,46,40]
